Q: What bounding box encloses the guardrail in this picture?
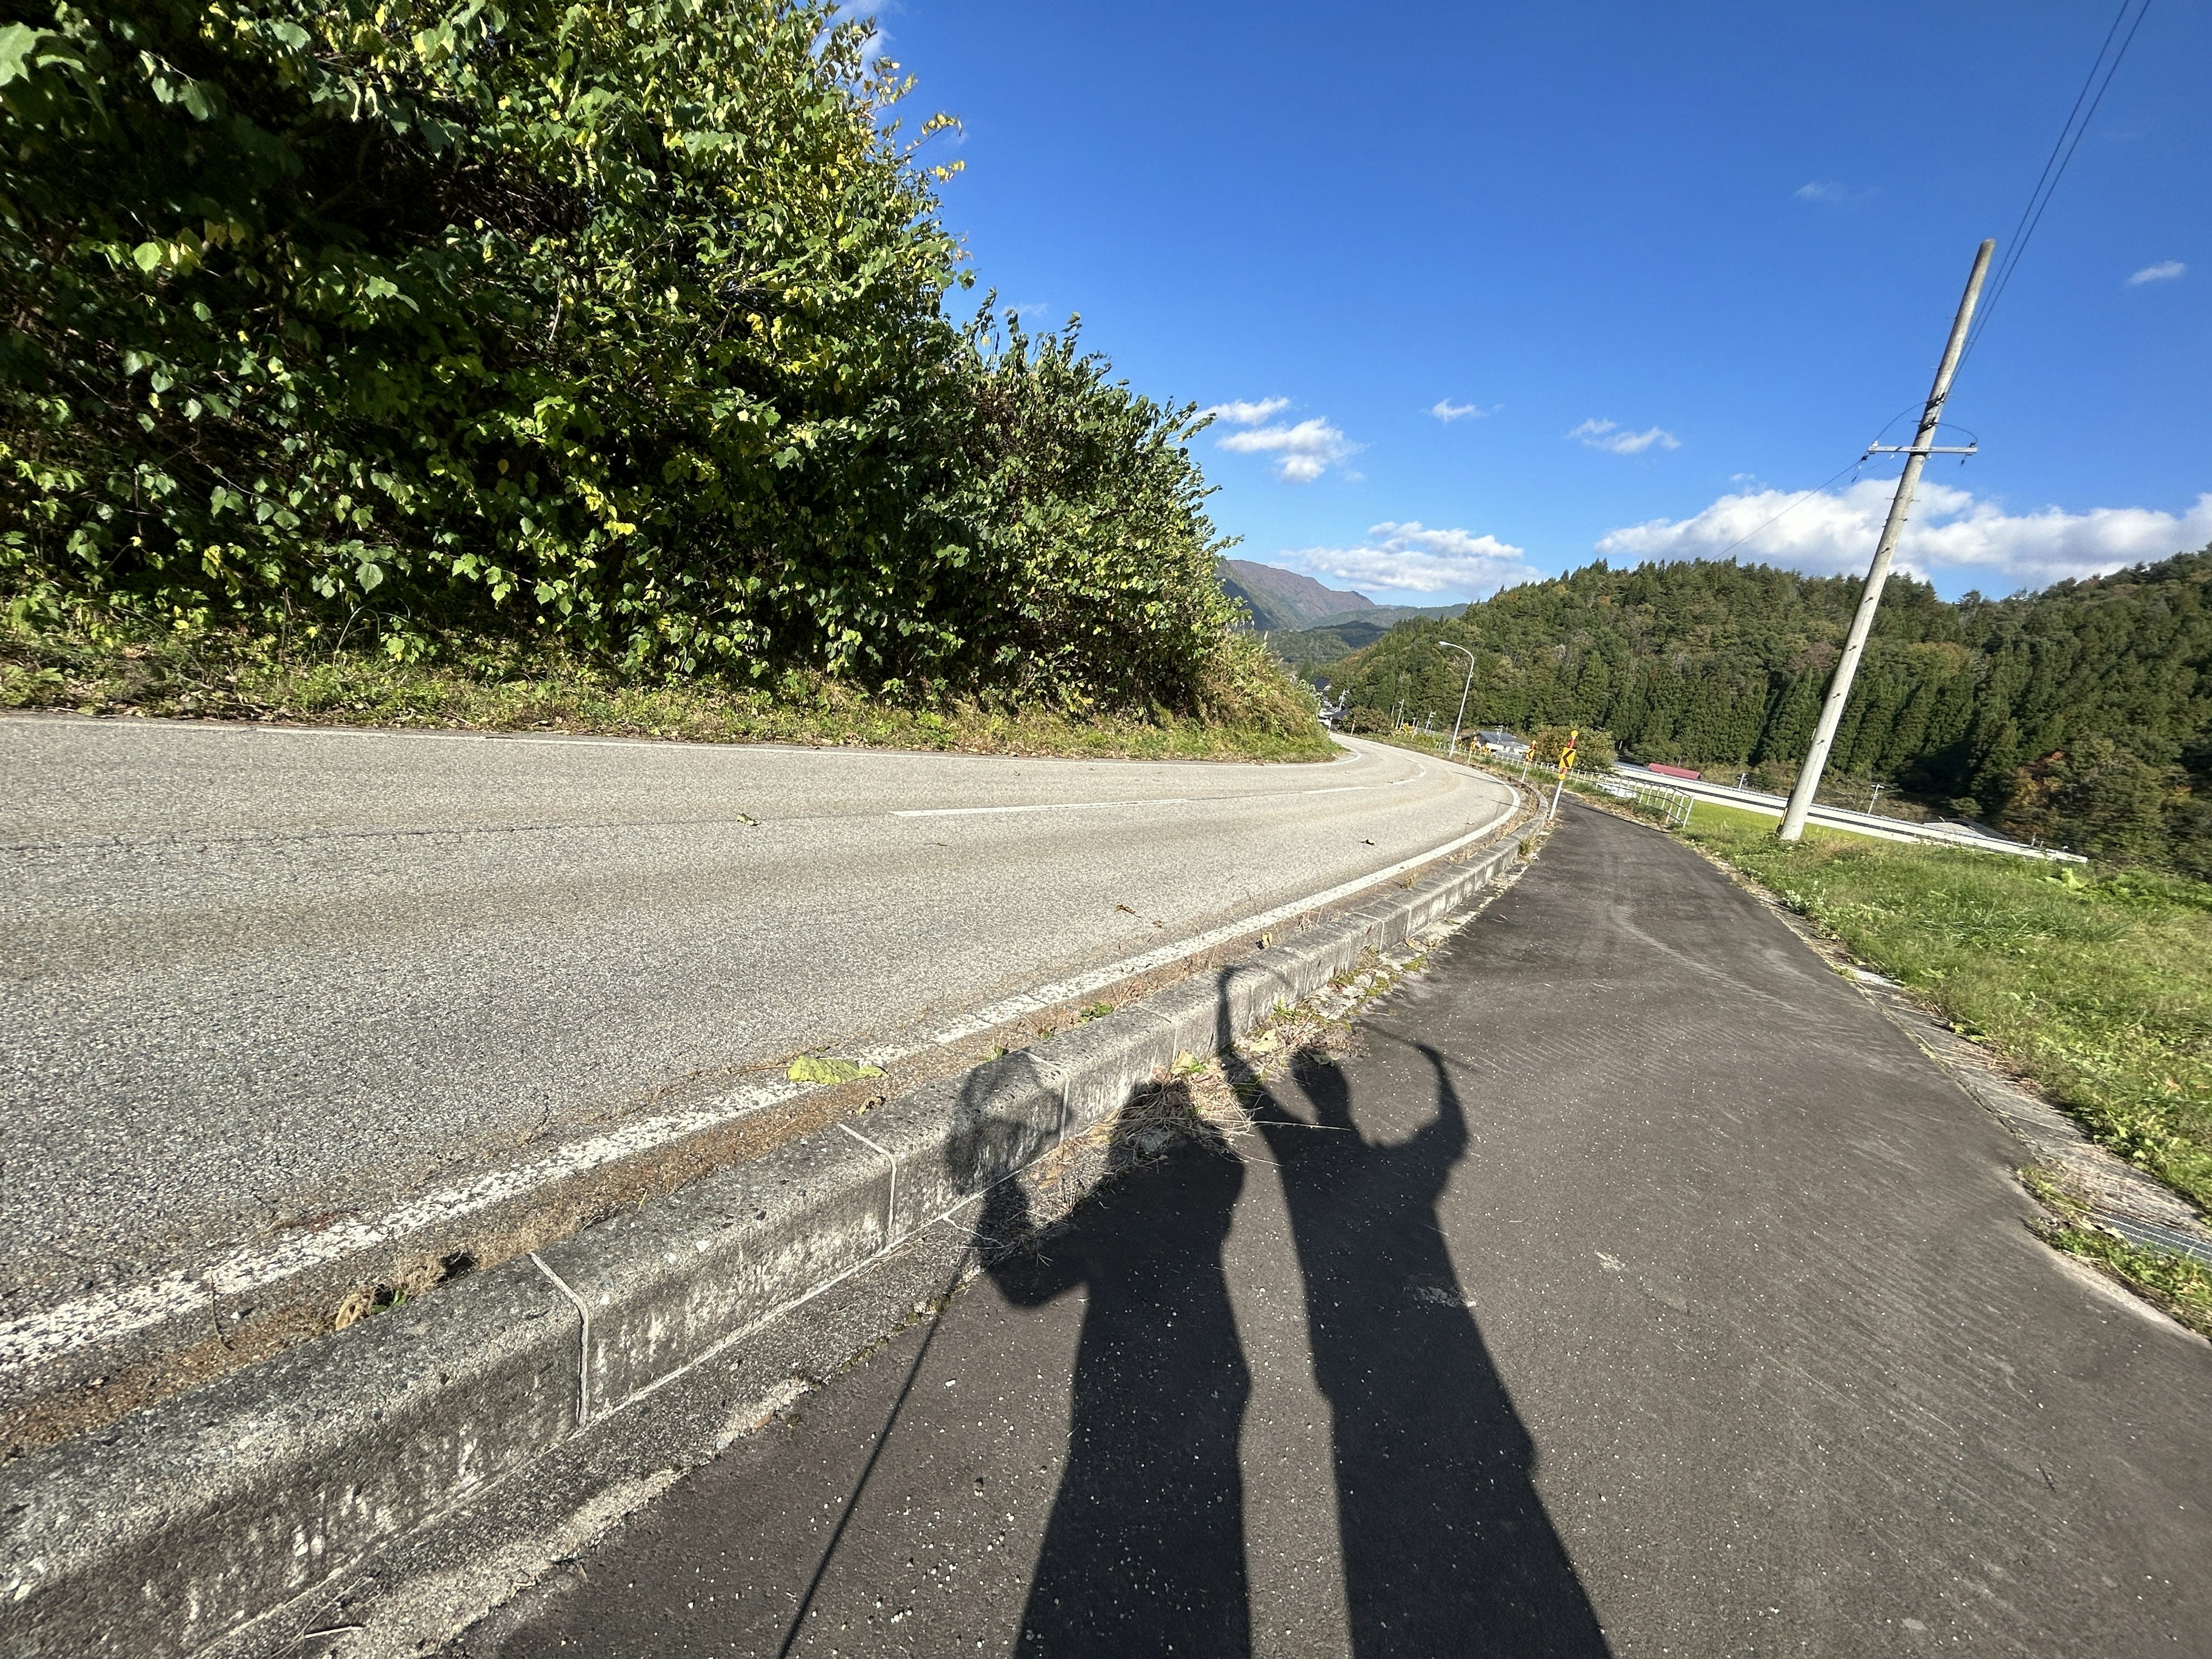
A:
[1610,765,2088,862]
[1589,774,1693,828]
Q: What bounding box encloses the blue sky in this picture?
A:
[871,2,2209,605]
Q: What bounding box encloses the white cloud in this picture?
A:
[1199,397,1291,426]
[1570,418,1680,456]
[1430,399,1498,423]
[1794,180,1873,203]
[1217,416,1360,483]
[1283,522,1545,598]
[1596,480,2212,589]
[825,3,897,72]
[2127,260,2185,285]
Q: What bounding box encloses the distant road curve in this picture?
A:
[1,717,1514,1317]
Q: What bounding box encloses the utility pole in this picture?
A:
[1778,238,1993,843]
[1868,781,1885,816]
[1438,640,1477,757]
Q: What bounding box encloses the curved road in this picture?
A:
[1,716,1510,1308]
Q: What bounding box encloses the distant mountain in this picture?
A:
[1217,559,1374,632]
[1308,601,1467,630]
[1217,559,1468,637]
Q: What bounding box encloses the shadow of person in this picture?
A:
[969,1107,1253,1657]
[1255,1041,1611,1658]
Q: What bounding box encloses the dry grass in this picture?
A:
[1,621,1336,764]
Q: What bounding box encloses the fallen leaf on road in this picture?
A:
[1116,903,1137,914]
[787,1055,885,1085]
[733,812,759,827]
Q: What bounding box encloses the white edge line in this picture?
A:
[891,797,1190,819]
[0,777,1518,1379]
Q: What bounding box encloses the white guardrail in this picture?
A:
[1588,772,1694,827]
[1608,764,2088,863]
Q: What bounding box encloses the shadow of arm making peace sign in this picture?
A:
[1257,1041,1611,1658]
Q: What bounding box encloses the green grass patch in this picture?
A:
[2047,1228,2212,1339]
[2021,1168,2212,1339]
[1680,808,2212,1213]
[1,624,1336,766]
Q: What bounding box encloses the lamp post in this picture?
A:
[1436,641,1478,757]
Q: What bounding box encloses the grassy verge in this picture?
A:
[1677,800,2212,1216]
[2021,1167,2212,1340]
[1,624,1336,764]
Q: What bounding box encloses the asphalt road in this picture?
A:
[474,803,2212,1658]
[0,716,1508,1309]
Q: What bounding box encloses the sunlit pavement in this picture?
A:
[465,804,2212,1658]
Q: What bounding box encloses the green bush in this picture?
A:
[0,0,1250,713]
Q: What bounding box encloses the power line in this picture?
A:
[1707,454,1868,563]
[1729,5,2151,567]
[1961,0,2153,368]
[1709,400,1923,562]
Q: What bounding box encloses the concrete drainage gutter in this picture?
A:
[0,824,1528,1657]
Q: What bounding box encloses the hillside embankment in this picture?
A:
[0,1,1325,761]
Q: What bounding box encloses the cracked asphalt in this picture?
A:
[466,803,2211,1658]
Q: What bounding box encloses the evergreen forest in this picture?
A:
[1314,550,2212,876]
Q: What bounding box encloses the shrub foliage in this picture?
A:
[0,1,1245,710]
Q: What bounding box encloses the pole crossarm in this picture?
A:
[1865,443,1979,456]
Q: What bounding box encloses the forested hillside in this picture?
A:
[1320,552,2212,874]
[0,1,1309,740]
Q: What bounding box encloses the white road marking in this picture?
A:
[891,797,1191,818]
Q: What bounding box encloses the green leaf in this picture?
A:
[0,24,50,87]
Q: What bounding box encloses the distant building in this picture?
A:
[1475,728,1529,760]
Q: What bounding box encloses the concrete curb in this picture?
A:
[0,828,1527,1657]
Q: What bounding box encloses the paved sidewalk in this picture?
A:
[465,804,2211,1658]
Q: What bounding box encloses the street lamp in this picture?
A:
[1436,641,1478,757]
